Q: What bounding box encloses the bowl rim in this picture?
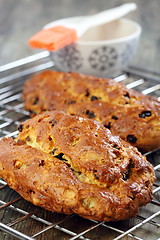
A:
[44,16,142,45]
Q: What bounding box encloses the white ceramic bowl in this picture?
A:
[45,16,141,77]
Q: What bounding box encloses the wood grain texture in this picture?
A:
[0,0,160,73]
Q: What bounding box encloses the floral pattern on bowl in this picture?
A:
[51,45,83,71]
[89,46,118,71]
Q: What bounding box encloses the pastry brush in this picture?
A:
[29,3,137,51]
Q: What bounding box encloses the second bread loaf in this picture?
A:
[23,70,160,152]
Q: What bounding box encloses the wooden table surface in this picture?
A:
[0,0,160,74]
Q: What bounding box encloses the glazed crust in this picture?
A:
[22,70,160,152]
[0,111,155,221]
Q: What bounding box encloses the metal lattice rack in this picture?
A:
[0,51,160,240]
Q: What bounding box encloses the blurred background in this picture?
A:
[0,0,160,73]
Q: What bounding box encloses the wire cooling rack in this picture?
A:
[0,51,160,240]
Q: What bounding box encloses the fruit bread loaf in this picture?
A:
[0,111,155,221]
[22,70,160,152]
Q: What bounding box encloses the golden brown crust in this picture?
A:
[22,70,160,152]
[0,111,155,221]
